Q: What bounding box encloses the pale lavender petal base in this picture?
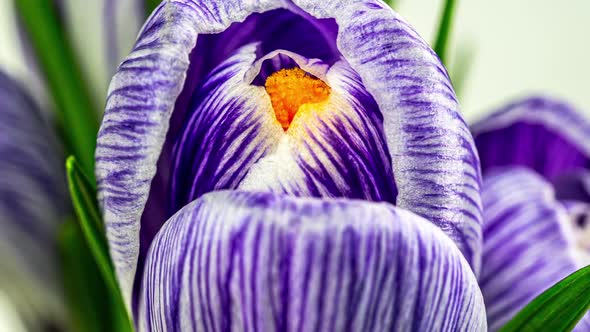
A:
[479,167,589,331]
[139,191,486,332]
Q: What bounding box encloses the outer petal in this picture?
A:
[479,167,589,331]
[139,191,486,332]
[97,0,482,307]
[0,71,67,329]
[472,96,590,179]
[294,1,483,273]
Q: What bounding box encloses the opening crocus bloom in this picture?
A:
[96,0,484,329]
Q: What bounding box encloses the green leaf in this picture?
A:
[145,0,162,16]
[15,0,99,176]
[384,0,396,8]
[59,220,113,332]
[432,0,457,66]
[500,264,590,332]
[66,156,133,332]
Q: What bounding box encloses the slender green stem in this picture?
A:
[15,0,99,177]
[384,0,396,8]
[433,0,457,66]
[59,220,112,332]
[66,156,133,331]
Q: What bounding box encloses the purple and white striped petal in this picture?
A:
[0,71,67,329]
[139,191,486,332]
[166,46,394,211]
[472,96,590,180]
[479,167,590,331]
[97,0,482,309]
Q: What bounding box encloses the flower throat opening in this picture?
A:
[265,68,331,130]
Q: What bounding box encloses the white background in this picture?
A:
[396,0,590,121]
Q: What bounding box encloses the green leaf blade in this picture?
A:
[384,0,396,8]
[145,0,162,16]
[66,156,133,332]
[15,0,99,176]
[59,220,113,332]
[500,264,590,332]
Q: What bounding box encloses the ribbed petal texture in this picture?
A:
[479,168,590,331]
[0,71,67,329]
[139,191,486,332]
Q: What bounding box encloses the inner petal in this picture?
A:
[169,47,395,214]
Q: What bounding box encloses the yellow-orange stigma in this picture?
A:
[265,68,331,130]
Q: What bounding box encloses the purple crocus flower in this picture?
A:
[0,70,68,330]
[97,1,487,330]
[472,96,590,330]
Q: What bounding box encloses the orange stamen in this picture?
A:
[265,68,331,130]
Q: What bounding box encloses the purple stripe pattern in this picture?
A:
[479,167,590,331]
[472,96,590,180]
[0,71,67,328]
[96,0,483,314]
[170,47,395,214]
[139,191,486,332]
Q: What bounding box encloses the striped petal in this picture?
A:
[169,47,395,213]
[0,71,67,329]
[97,0,482,309]
[139,191,486,332]
[472,96,590,180]
[479,167,590,331]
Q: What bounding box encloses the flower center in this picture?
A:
[265,68,331,130]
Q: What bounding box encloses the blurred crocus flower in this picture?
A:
[2,0,144,107]
[471,96,590,330]
[97,0,487,330]
[0,70,67,330]
[0,0,144,330]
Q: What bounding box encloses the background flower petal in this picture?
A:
[58,0,144,106]
[139,191,486,332]
[0,71,67,330]
[479,167,589,331]
[472,96,590,180]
